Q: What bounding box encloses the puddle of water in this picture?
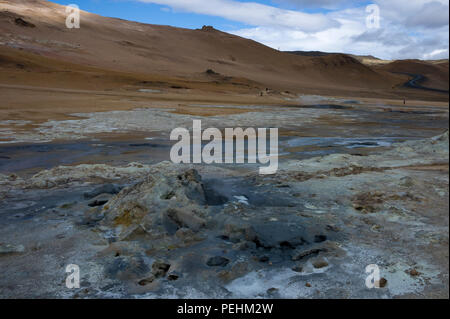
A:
[0,134,433,176]
[0,139,171,176]
[0,101,447,175]
[284,137,407,149]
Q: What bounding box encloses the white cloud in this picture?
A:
[272,0,358,10]
[138,0,340,32]
[373,0,449,29]
[423,49,449,59]
[137,0,449,60]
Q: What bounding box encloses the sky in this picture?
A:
[51,0,449,60]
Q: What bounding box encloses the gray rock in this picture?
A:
[167,271,181,281]
[267,287,279,296]
[138,275,156,286]
[311,257,329,269]
[206,256,230,267]
[84,184,123,199]
[399,176,414,188]
[88,193,112,207]
[232,241,257,251]
[80,207,105,226]
[104,256,150,280]
[0,243,25,255]
[292,247,325,261]
[100,168,210,240]
[164,208,206,232]
[152,261,171,278]
[292,265,303,272]
[252,223,307,249]
[259,256,270,263]
[314,235,327,243]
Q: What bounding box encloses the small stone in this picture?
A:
[314,235,327,243]
[408,269,420,277]
[292,265,303,273]
[267,288,278,295]
[206,256,230,267]
[259,256,270,263]
[305,283,312,287]
[175,227,195,240]
[152,261,171,278]
[312,258,329,269]
[138,275,155,286]
[88,193,112,207]
[377,277,387,288]
[60,202,76,209]
[233,241,256,251]
[371,224,383,233]
[400,176,414,188]
[88,200,109,207]
[165,208,206,232]
[31,242,43,251]
[292,248,324,261]
[326,225,340,232]
[167,272,181,281]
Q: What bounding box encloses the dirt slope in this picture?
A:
[0,0,448,102]
[0,0,406,93]
[377,59,449,91]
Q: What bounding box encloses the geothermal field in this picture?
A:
[0,0,448,299]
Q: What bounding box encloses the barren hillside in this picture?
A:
[377,59,449,91]
[0,0,406,94]
[0,0,448,102]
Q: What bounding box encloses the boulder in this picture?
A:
[99,168,210,240]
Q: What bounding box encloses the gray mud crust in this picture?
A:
[0,132,448,298]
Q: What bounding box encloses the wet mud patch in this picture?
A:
[202,176,298,207]
[352,191,423,214]
[0,139,171,176]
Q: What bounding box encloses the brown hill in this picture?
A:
[0,0,406,94]
[377,59,449,92]
[0,0,447,101]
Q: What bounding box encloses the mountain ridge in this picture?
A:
[0,0,447,100]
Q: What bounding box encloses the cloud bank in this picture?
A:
[138,0,449,60]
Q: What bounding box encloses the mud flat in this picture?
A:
[1,99,448,176]
[0,130,448,298]
[0,98,448,145]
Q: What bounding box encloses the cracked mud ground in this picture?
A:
[0,129,448,298]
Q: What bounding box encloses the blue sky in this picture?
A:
[49,0,449,60]
[50,0,370,29]
[52,0,249,30]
